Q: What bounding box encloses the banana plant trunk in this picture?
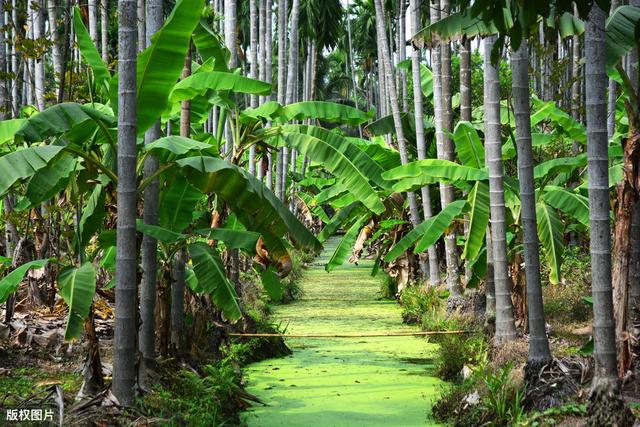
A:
[410,0,438,284]
[483,35,516,345]
[460,38,472,283]
[511,41,552,368]
[585,4,632,424]
[33,0,45,111]
[139,0,163,369]
[113,0,138,406]
[171,46,192,356]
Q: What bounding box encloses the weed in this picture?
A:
[379,273,397,299]
[479,362,526,426]
[400,285,446,324]
[141,360,242,426]
[434,333,487,381]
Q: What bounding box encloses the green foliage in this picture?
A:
[480,363,526,426]
[379,273,397,299]
[399,285,445,324]
[58,263,96,340]
[141,361,242,426]
[0,259,50,303]
[434,333,487,382]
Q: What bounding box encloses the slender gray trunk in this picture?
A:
[137,0,145,52]
[47,0,62,89]
[89,0,98,43]
[10,0,18,116]
[586,1,617,382]
[0,5,6,119]
[138,0,162,366]
[571,6,581,157]
[373,0,421,236]
[248,0,258,175]
[410,0,437,284]
[274,0,286,199]
[430,0,460,294]
[585,4,632,424]
[511,42,551,363]
[607,0,620,140]
[113,0,138,406]
[33,0,45,111]
[460,38,472,282]
[483,35,516,345]
[101,0,109,64]
[223,0,237,156]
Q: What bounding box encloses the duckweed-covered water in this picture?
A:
[244,238,444,426]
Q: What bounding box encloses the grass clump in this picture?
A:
[432,361,526,427]
[379,273,397,299]
[400,285,446,324]
[141,360,243,426]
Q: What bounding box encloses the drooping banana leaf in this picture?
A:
[0,119,26,145]
[200,228,260,253]
[0,146,65,197]
[453,121,484,169]
[73,7,110,94]
[145,135,214,156]
[325,216,368,272]
[16,103,116,143]
[192,19,230,71]
[347,137,402,170]
[317,203,361,243]
[415,200,468,253]
[79,184,107,246]
[260,266,283,301]
[466,246,487,289]
[188,242,241,320]
[133,0,204,134]
[136,220,186,244]
[279,132,385,214]
[285,125,390,190]
[415,10,497,43]
[462,181,490,261]
[277,101,374,126]
[0,259,50,303]
[58,262,96,340]
[159,174,204,233]
[536,199,564,284]
[531,98,586,144]
[385,199,467,262]
[397,60,433,99]
[178,155,321,252]
[315,182,349,205]
[384,159,487,193]
[18,154,77,210]
[533,155,586,181]
[543,186,590,227]
[605,6,640,71]
[169,71,271,104]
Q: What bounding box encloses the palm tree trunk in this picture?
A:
[0,5,6,120]
[282,0,300,204]
[460,37,472,283]
[11,0,18,116]
[224,0,237,156]
[248,0,258,175]
[89,0,98,43]
[430,0,460,293]
[511,41,552,368]
[373,0,422,251]
[410,0,438,284]
[137,0,145,51]
[585,4,633,424]
[47,0,62,90]
[275,0,286,199]
[139,0,162,370]
[607,0,620,140]
[113,0,138,406]
[33,0,45,111]
[483,35,516,345]
[101,0,109,64]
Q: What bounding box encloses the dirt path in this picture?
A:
[243,237,444,426]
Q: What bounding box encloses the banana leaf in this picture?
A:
[58,263,96,340]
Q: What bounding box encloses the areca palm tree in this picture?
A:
[584,3,632,424]
[511,40,551,369]
[113,0,138,405]
[483,35,516,345]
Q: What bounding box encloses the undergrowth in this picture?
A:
[140,360,243,426]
